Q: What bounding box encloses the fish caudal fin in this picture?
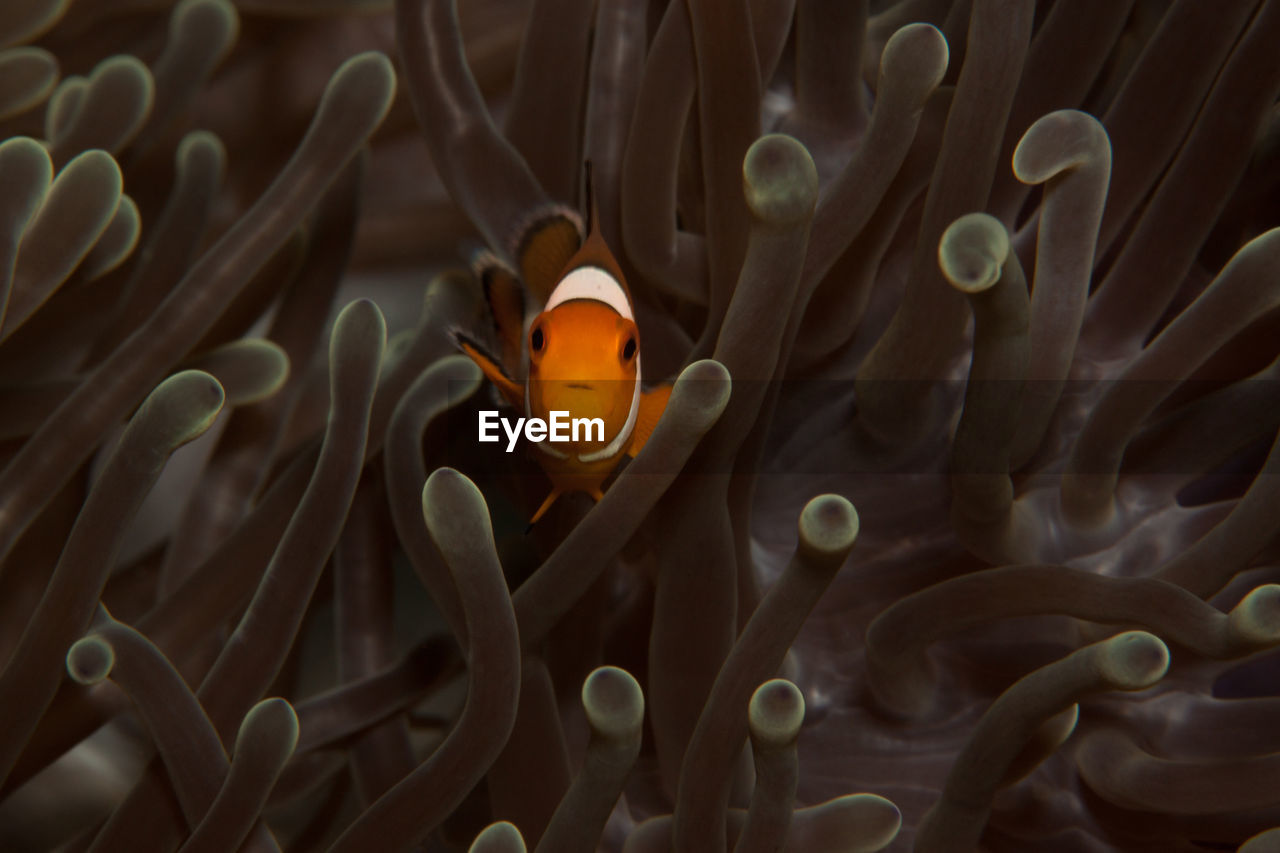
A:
[452,330,524,409]
[628,383,674,458]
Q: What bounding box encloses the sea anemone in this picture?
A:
[1,0,1279,851]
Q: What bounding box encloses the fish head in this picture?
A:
[526,296,639,453]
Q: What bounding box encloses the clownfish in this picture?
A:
[453,164,672,526]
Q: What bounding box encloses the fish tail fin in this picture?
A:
[628,383,674,457]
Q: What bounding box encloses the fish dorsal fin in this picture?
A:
[555,160,632,293]
[584,159,600,237]
[628,383,673,458]
[472,250,525,373]
[452,329,524,409]
[515,205,582,304]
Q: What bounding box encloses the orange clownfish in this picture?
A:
[453,165,672,526]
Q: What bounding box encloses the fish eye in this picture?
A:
[530,326,545,353]
[622,336,637,361]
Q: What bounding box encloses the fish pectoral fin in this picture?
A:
[515,206,583,304]
[452,329,524,409]
[473,251,526,371]
[627,383,674,458]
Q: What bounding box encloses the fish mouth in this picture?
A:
[565,382,594,390]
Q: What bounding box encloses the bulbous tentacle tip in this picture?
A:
[0,0,72,49]
[0,48,58,122]
[0,133,53,175]
[938,212,1010,294]
[81,194,142,281]
[172,0,241,38]
[334,49,394,83]
[331,297,387,361]
[818,793,901,851]
[422,466,478,491]
[61,146,123,193]
[881,23,949,97]
[65,635,114,685]
[222,340,290,404]
[582,665,645,740]
[743,134,819,226]
[422,466,489,532]
[469,821,526,853]
[1097,631,1170,690]
[798,494,859,561]
[1013,109,1110,185]
[677,357,732,388]
[863,800,903,851]
[321,50,397,128]
[238,696,300,757]
[175,128,226,166]
[748,678,805,749]
[423,465,473,501]
[1229,584,1280,646]
[148,369,226,444]
[671,358,733,425]
[96,54,155,92]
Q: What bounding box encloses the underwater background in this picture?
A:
[0,0,1279,850]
